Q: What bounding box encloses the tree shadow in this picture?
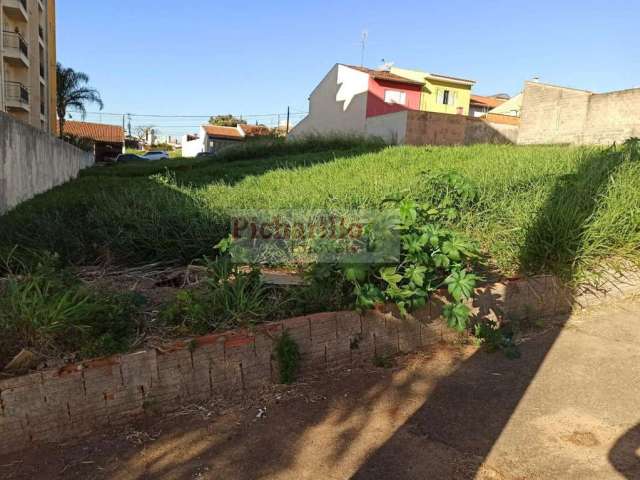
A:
[349,144,633,478]
[609,423,640,478]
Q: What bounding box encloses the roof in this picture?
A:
[470,95,507,109]
[344,65,425,86]
[202,125,244,140]
[238,124,272,137]
[58,120,123,143]
[423,72,475,86]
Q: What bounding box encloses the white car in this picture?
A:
[142,151,170,161]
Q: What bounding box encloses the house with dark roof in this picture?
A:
[290,63,475,139]
[58,120,124,162]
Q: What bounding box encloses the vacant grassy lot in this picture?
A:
[1,139,639,280]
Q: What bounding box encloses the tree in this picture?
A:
[208,114,244,127]
[56,62,104,139]
[135,125,157,145]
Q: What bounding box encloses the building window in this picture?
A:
[437,89,457,106]
[384,90,406,105]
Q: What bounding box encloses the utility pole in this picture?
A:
[122,115,126,153]
[285,106,290,135]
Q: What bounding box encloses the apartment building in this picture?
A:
[0,0,56,133]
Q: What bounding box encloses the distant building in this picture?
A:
[290,63,475,138]
[181,124,271,157]
[390,66,475,116]
[488,93,522,118]
[58,120,124,162]
[469,95,507,117]
[0,0,57,133]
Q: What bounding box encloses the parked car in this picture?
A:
[142,151,170,161]
[196,151,216,158]
[115,153,146,163]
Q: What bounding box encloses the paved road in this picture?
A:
[2,299,639,479]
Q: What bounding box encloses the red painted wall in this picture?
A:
[366,78,422,117]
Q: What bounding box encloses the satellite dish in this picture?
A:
[378,59,394,71]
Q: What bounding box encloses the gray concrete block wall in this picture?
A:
[518,82,640,145]
[0,112,94,214]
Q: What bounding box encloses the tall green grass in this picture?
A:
[0,253,143,368]
[1,141,638,281]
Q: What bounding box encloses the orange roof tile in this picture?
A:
[470,95,506,109]
[238,124,272,137]
[202,125,244,139]
[58,120,123,143]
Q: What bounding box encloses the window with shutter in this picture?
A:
[384,90,406,105]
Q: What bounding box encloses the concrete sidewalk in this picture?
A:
[2,299,639,479]
[354,299,640,479]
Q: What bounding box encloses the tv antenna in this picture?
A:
[360,30,368,66]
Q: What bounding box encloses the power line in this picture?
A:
[67,110,307,119]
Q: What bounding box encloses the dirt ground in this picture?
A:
[1,299,639,480]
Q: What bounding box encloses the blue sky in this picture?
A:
[57,0,638,136]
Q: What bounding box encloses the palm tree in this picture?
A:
[56,62,104,139]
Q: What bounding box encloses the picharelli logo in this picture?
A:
[225,210,401,264]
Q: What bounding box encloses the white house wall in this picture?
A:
[364,111,408,144]
[181,134,205,157]
[289,64,369,138]
[490,93,523,117]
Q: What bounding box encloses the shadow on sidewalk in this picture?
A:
[350,143,633,478]
[610,423,640,479]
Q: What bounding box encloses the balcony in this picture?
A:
[4,81,30,112]
[2,31,29,68]
[2,0,28,22]
[40,62,45,79]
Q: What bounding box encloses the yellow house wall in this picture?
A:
[390,67,472,116]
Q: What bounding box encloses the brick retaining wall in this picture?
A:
[1,273,639,456]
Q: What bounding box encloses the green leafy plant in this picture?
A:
[474,320,521,359]
[342,197,480,329]
[275,330,301,384]
[419,172,478,222]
